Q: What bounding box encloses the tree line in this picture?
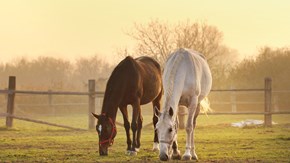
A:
[228,47,290,90]
[0,56,113,91]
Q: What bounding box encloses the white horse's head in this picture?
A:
[155,107,178,161]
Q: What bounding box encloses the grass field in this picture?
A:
[0,114,289,162]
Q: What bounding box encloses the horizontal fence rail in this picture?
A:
[16,103,88,107]
[200,111,290,115]
[0,89,104,96]
[0,113,86,131]
[211,88,266,92]
[1,76,290,130]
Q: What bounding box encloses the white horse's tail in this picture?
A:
[200,97,212,114]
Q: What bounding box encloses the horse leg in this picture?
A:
[171,115,181,159]
[171,140,181,160]
[130,100,141,155]
[191,103,200,160]
[135,112,143,151]
[152,93,162,151]
[182,97,198,160]
[120,106,132,154]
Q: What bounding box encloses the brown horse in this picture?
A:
[92,56,162,156]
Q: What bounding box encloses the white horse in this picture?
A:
[155,48,212,161]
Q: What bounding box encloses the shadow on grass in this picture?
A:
[0,126,19,131]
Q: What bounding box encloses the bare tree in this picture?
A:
[119,19,241,88]
[125,20,174,64]
[174,20,223,65]
[116,47,132,60]
[124,19,232,67]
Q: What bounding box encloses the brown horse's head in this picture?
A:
[92,113,117,156]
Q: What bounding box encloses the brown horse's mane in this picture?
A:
[101,56,138,120]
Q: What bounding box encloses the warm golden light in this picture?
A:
[0,0,289,63]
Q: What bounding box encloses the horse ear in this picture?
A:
[169,107,174,117]
[91,112,99,119]
[154,106,161,118]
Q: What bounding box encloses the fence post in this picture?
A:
[231,86,237,113]
[6,76,16,128]
[48,89,55,115]
[4,88,8,101]
[273,95,279,112]
[88,79,96,130]
[264,77,272,127]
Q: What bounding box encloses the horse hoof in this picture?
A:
[192,155,198,160]
[152,143,159,152]
[135,148,140,152]
[129,151,138,156]
[125,150,131,155]
[171,150,181,160]
[172,154,181,160]
[125,150,138,156]
[182,154,192,161]
[152,147,159,152]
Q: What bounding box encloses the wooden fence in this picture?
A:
[1,76,290,130]
[0,76,102,130]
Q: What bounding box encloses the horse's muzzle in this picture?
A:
[159,153,169,161]
[99,147,108,156]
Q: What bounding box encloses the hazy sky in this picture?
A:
[1,0,290,64]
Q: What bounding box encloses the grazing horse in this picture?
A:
[155,48,212,161]
[92,56,162,156]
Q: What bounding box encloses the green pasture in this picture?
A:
[0,114,289,162]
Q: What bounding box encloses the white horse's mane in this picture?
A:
[163,51,184,110]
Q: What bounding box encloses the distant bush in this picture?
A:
[228,47,290,90]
